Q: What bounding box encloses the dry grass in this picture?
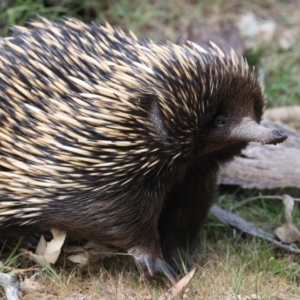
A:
[12,229,300,299]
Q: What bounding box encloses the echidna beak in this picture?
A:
[229,117,288,145]
[269,130,288,145]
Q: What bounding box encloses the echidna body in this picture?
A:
[0,18,286,283]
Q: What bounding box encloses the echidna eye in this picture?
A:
[214,115,228,127]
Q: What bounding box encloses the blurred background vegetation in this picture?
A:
[1,0,300,109]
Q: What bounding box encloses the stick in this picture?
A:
[0,273,20,300]
[210,205,300,254]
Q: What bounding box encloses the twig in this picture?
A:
[0,273,20,300]
[233,195,300,210]
[210,205,300,254]
[98,282,112,300]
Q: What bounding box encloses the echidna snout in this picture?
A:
[229,117,288,145]
[269,130,288,144]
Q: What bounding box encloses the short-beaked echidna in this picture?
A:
[0,17,287,283]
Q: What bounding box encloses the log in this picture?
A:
[217,119,300,189]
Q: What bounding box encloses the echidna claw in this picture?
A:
[156,258,178,285]
[133,252,178,284]
[145,255,155,277]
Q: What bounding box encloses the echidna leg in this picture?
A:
[159,160,217,271]
[126,195,178,284]
[131,252,178,284]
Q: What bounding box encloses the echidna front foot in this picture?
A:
[131,251,178,284]
[163,246,194,273]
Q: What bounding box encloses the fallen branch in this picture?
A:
[264,106,300,123]
[0,273,20,300]
[218,119,300,189]
[210,205,300,254]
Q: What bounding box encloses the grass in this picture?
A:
[1,0,300,299]
[2,223,300,299]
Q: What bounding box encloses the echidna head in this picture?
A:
[199,59,286,155]
[196,63,286,154]
[146,42,287,159]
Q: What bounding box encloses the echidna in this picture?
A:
[0,17,287,284]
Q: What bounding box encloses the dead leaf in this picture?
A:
[65,241,118,268]
[21,228,66,266]
[275,194,300,243]
[158,268,195,300]
[283,194,295,224]
[67,253,89,268]
[21,275,46,294]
